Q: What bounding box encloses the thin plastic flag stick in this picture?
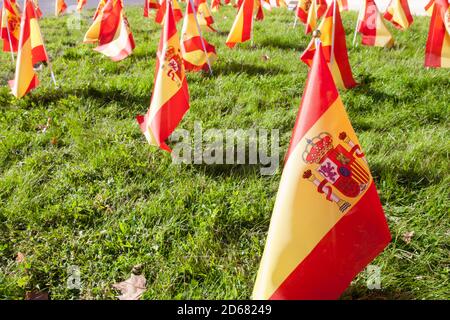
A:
[353,1,362,46]
[330,0,337,64]
[5,9,15,64]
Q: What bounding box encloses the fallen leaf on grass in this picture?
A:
[402,231,415,244]
[16,252,25,264]
[261,54,270,61]
[36,117,52,133]
[25,291,49,300]
[112,266,146,300]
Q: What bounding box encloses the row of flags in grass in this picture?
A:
[0,0,446,300]
[2,1,448,98]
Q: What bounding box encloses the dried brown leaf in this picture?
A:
[25,291,49,300]
[16,252,25,264]
[402,231,415,244]
[112,273,146,300]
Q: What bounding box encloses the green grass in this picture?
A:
[0,6,449,300]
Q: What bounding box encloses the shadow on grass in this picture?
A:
[214,60,287,76]
[341,285,416,300]
[257,37,306,51]
[25,85,149,109]
[370,162,441,190]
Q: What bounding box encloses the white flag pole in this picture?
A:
[330,0,336,65]
[187,0,213,75]
[29,0,57,87]
[352,0,362,46]
[3,0,16,64]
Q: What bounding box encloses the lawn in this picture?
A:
[0,5,449,300]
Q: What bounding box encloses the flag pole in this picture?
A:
[352,0,362,46]
[330,0,336,65]
[293,11,298,28]
[188,0,213,75]
[4,0,16,64]
[29,0,58,87]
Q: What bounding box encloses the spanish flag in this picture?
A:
[225,0,254,48]
[77,0,87,13]
[253,41,391,300]
[55,0,67,17]
[316,0,327,19]
[84,0,135,61]
[211,0,221,12]
[144,0,160,18]
[425,0,434,16]
[337,0,348,11]
[305,0,317,34]
[383,0,413,30]
[425,0,450,68]
[255,0,264,21]
[1,0,21,53]
[9,0,49,98]
[156,0,183,24]
[94,0,107,20]
[136,1,190,152]
[195,0,216,32]
[32,0,42,19]
[357,0,394,48]
[296,0,312,25]
[301,1,357,90]
[181,0,217,72]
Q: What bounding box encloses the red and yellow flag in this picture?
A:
[296,0,311,24]
[1,0,21,53]
[55,0,67,16]
[94,0,108,20]
[156,0,183,24]
[77,0,87,12]
[425,0,435,16]
[181,0,217,71]
[296,0,326,25]
[84,0,135,61]
[211,0,221,12]
[32,0,42,19]
[9,0,49,98]
[136,1,190,152]
[316,0,327,19]
[253,41,391,300]
[425,0,450,68]
[225,0,254,48]
[195,0,216,32]
[337,0,348,11]
[144,0,160,18]
[301,1,356,90]
[357,0,394,48]
[305,0,317,34]
[383,0,413,30]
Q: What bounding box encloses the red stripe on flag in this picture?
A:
[286,44,338,162]
[425,3,447,68]
[269,182,391,300]
[241,0,253,42]
[183,36,216,54]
